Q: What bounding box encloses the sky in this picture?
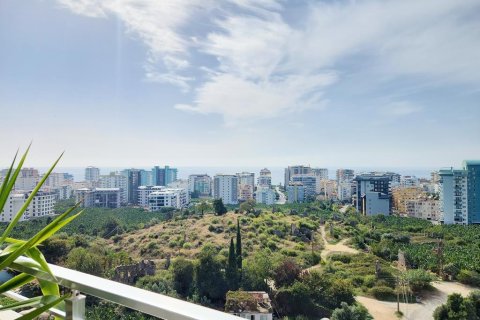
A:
[0,0,479,169]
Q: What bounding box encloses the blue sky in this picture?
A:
[1,0,479,168]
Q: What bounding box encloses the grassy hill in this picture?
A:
[106,211,323,267]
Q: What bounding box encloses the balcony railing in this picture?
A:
[5,256,241,320]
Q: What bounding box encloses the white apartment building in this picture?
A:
[337,182,353,202]
[400,175,420,188]
[55,185,73,200]
[255,187,276,205]
[148,188,188,210]
[439,168,468,224]
[214,174,238,205]
[137,186,164,207]
[14,168,40,191]
[99,172,128,204]
[0,191,55,223]
[405,199,441,221]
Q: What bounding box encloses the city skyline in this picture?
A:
[1,0,480,168]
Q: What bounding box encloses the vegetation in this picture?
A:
[0,147,81,318]
[433,291,480,320]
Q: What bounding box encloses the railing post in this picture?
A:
[65,290,86,320]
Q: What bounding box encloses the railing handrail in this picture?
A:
[10,256,241,320]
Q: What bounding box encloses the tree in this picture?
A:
[213,199,227,215]
[236,220,242,272]
[196,201,211,216]
[331,302,373,320]
[66,247,104,276]
[171,258,194,297]
[242,250,275,291]
[102,217,122,238]
[226,238,239,290]
[272,258,301,288]
[433,292,480,320]
[239,199,255,213]
[195,245,227,301]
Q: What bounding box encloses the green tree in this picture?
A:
[213,199,227,215]
[236,220,242,271]
[331,302,373,320]
[433,292,479,320]
[242,250,275,291]
[239,199,255,213]
[196,201,211,216]
[195,245,227,301]
[226,238,239,290]
[171,258,194,297]
[66,247,104,276]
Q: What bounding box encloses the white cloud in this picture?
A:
[55,0,480,124]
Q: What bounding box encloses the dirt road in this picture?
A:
[357,281,477,320]
[319,225,358,261]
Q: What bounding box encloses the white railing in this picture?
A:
[6,256,241,320]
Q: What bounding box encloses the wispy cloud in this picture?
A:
[383,101,423,117]
[56,0,480,124]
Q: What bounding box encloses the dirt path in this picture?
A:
[357,281,477,320]
[319,225,358,261]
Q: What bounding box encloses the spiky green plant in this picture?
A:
[0,146,83,319]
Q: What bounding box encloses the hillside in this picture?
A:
[106,211,323,267]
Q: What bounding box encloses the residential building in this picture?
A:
[140,170,153,186]
[336,169,355,183]
[255,187,276,205]
[122,169,142,205]
[85,166,100,183]
[44,172,74,189]
[213,174,238,205]
[337,181,353,202]
[400,175,420,188]
[439,160,480,225]
[405,198,441,221]
[284,165,312,186]
[152,166,178,186]
[167,180,190,204]
[226,291,273,320]
[257,168,272,187]
[188,174,212,197]
[148,188,188,210]
[392,187,426,215]
[54,185,73,200]
[138,186,164,207]
[237,172,255,201]
[291,175,317,200]
[75,188,121,209]
[312,168,329,181]
[99,172,128,204]
[14,168,40,191]
[0,191,55,222]
[286,182,305,203]
[354,173,395,215]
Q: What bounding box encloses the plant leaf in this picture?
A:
[0,296,42,311]
[0,273,35,294]
[16,294,69,320]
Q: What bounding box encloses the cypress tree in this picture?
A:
[226,237,238,290]
[236,220,242,271]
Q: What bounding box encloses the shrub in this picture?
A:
[182,242,193,249]
[369,286,396,301]
[330,254,352,264]
[458,270,480,286]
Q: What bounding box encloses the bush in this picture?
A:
[458,270,480,286]
[405,269,436,293]
[330,254,352,264]
[369,286,396,301]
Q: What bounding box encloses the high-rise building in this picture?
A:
[291,175,317,200]
[286,182,305,203]
[237,172,255,201]
[213,174,238,205]
[13,168,40,191]
[152,166,178,186]
[255,187,276,205]
[312,168,329,181]
[336,169,355,183]
[354,173,395,215]
[85,167,100,183]
[284,165,311,186]
[140,170,153,186]
[439,161,480,225]
[99,172,128,204]
[257,168,272,187]
[122,169,142,205]
[188,174,212,197]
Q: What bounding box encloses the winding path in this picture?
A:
[319,225,358,261]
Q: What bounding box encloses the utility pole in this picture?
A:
[396,275,400,314]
